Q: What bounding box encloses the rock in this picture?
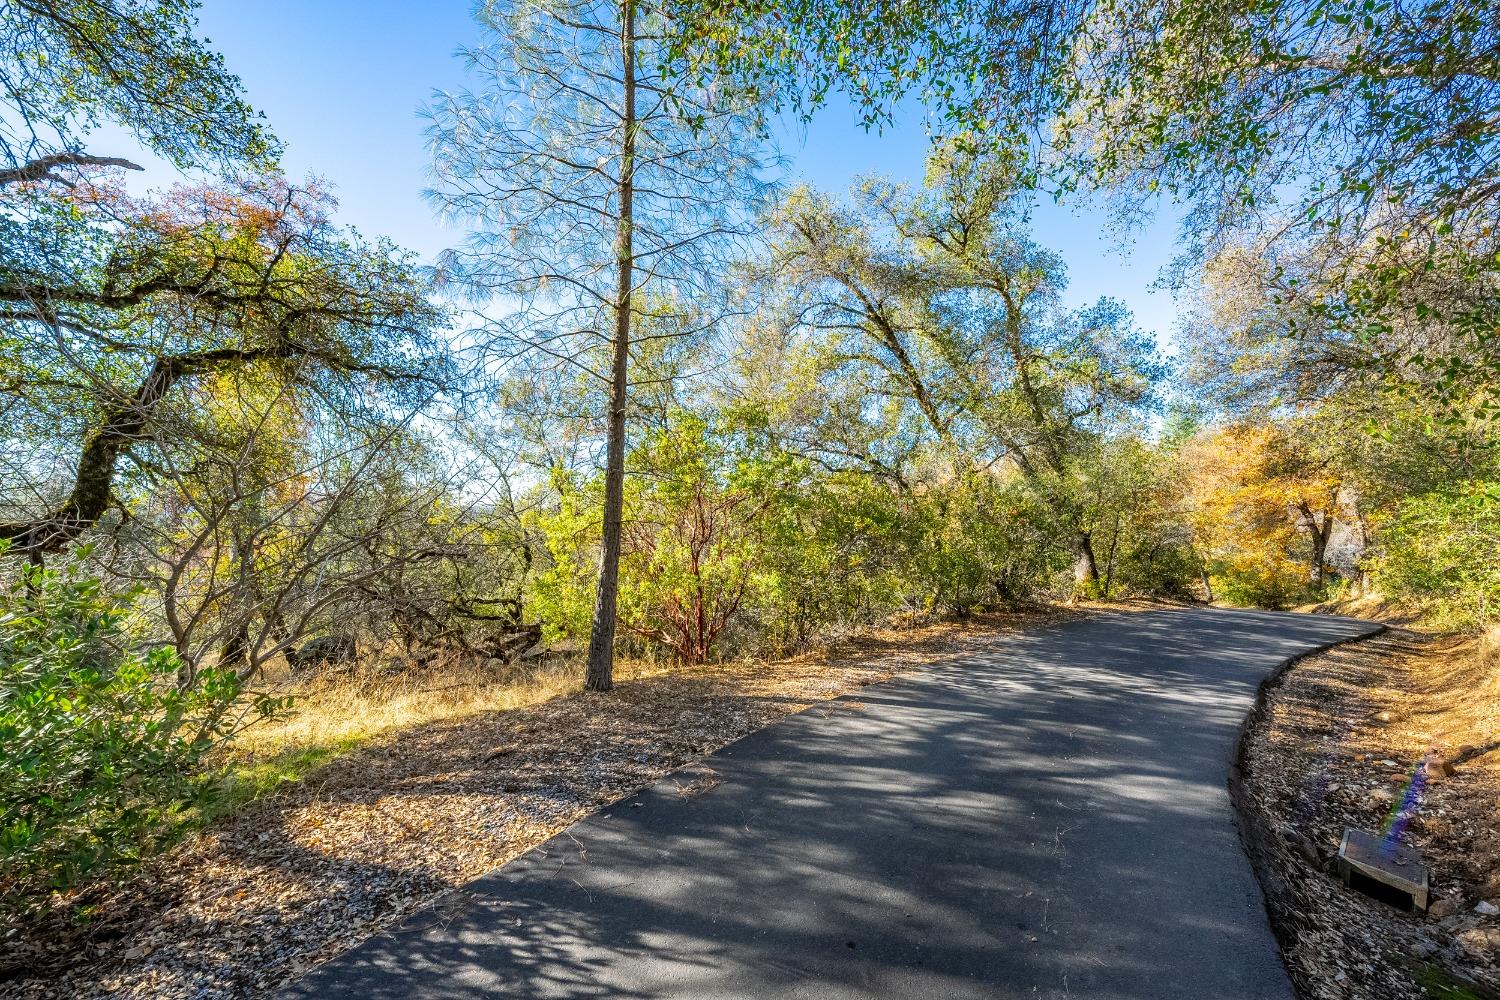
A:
[1429,898,1459,920]
[1457,927,1500,956]
[1282,827,1321,865]
[1425,758,1456,780]
[1412,938,1440,958]
[1370,787,1396,804]
[1476,900,1500,916]
[1375,710,1394,723]
[286,633,358,674]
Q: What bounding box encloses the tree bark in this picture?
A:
[584,0,636,693]
[1101,512,1121,598]
[1072,530,1100,589]
[1299,502,1333,590]
[0,346,289,555]
[0,153,142,187]
[1310,523,1330,589]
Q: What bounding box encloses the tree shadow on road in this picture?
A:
[278,607,1377,1000]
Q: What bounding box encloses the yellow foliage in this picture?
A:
[1184,423,1342,605]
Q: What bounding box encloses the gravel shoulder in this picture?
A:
[1238,627,1500,1000]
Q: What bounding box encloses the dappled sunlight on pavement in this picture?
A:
[281,608,1379,1000]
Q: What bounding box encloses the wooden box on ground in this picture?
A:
[1337,827,1429,912]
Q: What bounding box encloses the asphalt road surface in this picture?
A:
[281,607,1380,1000]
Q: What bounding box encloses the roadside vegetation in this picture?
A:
[1,0,1494,990]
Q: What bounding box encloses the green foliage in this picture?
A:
[896,475,1061,616]
[198,738,362,828]
[616,414,767,663]
[0,553,273,926]
[1,0,277,169]
[527,471,603,645]
[508,158,1200,658]
[1413,961,1487,1000]
[750,466,902,652]
[1374,481,1500,629]
[672,0,1497,230]
[673,0,1499,429]
[526,412,1110,663]
[1111,537,1201,598]
[1209,560,1311,611]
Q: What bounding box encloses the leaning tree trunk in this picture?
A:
[1072,530,1100,590]
[0,343,299,556]
[584,0,636,693]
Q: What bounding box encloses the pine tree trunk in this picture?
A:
[584,0,635,693]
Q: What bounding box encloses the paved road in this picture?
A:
[282,608,1380,1000]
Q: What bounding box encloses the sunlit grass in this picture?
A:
[230,658,576,759]
[197,738,363,826]
[201,653,688,823]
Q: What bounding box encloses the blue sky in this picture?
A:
[113,0,1183,345]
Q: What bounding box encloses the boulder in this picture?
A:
[287,633,357,674]
[1428,897,1459,920]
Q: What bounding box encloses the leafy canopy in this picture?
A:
[1,0,276,170]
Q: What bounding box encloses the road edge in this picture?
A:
[1227,616,1389,1000]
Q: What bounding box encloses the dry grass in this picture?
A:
[1296,588,1475,633]
[1242,624,1500,1000]
[1416,629,1500,768]
[214,655,698,812]
[231,658,593,763]
[223,607,1085,790]
[3,605,1072,1000]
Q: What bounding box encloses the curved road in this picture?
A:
[282,607,1379,1000]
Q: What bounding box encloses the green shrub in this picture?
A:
[0,554,268,927]
[897,475,1061,615]
[1210,562,1311,609]
[527,469,602,644]
[1110,539,1201,597]
[750,465,903,651]
[1374,480,1500,629]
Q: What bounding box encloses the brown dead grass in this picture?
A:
[229,656,657,767]
[1410,631,1500,773]
[1243,625,1500,1000]
[1,605,1073,1000]
[225,605,1094,783]
[1297,590,1445,630]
